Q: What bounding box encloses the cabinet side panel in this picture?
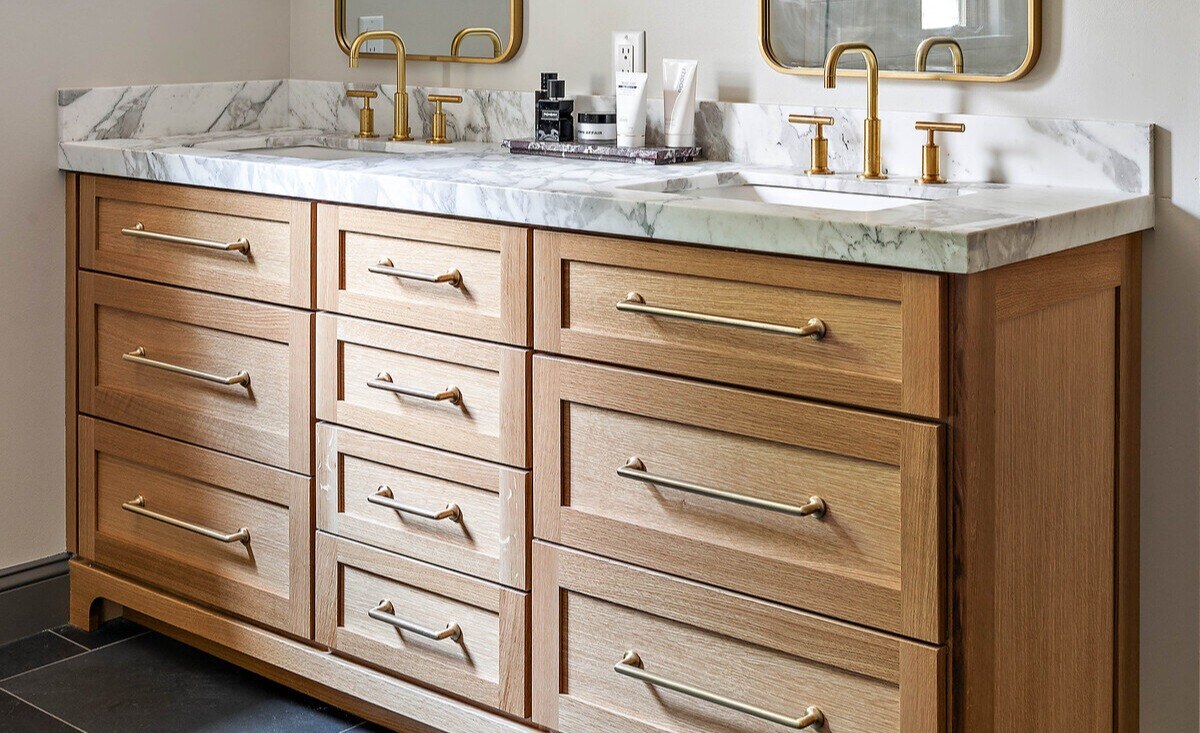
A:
[66,173,79,554]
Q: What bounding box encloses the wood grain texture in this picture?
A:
[533,230,947,418]
[66,173,79,555]
[317,423,531,589]
[317,204,532,346]
[80,176,315,308]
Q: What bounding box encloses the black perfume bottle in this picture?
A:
[536,79,575,143]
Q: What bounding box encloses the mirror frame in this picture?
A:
[335,0,523,64]
[758,0,1041,83]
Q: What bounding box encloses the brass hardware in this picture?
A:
[824,42,886,180]
[349,31,412,142]
[369,258,463,288]
[615,651,825,729]
[335,0,524,65]
[916,37,965,74]
[347,89,379,139]
[121,222,250,255]
[123,347,251,388]
[619,458,828,519]
[369,601,462,642]
[915,121,967,185]
[788,115,835,175]
[427,94,463,145]
[617,293,826,340]
[451,28,502,59]
[368,372,462,406]
[122,496,251,545]
[758,0,1041,83]
[369,486,463,523]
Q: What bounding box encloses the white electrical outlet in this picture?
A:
[612,31,647,90]
[358,16,386,54]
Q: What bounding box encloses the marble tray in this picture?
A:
[503,139,702,165]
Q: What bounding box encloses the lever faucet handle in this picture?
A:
[789,115,836,176]
[915,121,966,184]
[347,89,380,139]
[427,95,463,145]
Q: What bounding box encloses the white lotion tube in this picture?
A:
[615,71,649,148]
[663,59,698,148]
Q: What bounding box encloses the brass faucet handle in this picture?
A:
[915,121,966,184]
[427,95,463,145]
[916,121,967,135]
[789,115,836,176]
[347,89,378,101]
[347,89,379,139]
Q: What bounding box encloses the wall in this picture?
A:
[291,0,1199,729]
[0,1,291,572]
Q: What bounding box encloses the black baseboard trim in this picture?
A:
[0,553,73,645]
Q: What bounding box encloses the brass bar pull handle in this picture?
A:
[122,496,251,545]
[123,347,251,388]
[617,293,826,340]
[615,651,825,729]
[619,458,827,519]
[368,486,462,523]
[367,372,462,406]
[122,222,251,255]
[369,259,463,288]
[369,601,462,642]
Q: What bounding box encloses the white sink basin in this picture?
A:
[240,145,454,160]
[696,184,925,212]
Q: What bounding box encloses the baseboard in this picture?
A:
[0,552,72,645]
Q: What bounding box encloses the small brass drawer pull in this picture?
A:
[121,496,251,545]
[122,222,251,255]
[615,651,825,729]
[369,601,462,642]
[617,293,826,340]
[619,458,827,519]
[368,372,462,406]
[369,259,463,288]
[368,486,463,523]
[123,347,251,388]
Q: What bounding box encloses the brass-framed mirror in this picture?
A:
[335,0,523,64]
[760,0,1041,82]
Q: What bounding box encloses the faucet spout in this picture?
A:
[824,42,885,179]
[916,37,965,73]
[350,31,412,142]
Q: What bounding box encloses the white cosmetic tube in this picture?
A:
[663,59,698,148]
[615,72,649,148]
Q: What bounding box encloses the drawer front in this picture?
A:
[78,418,312,637]
[317,424,531,589]
[317,204,531,346]
[316,314,531,468]
[316,534,529,716]
[80,176,314,308]
[78,273,313,473]
[535,357,944,642]
[533,544,945,733]
[534,231,946,418]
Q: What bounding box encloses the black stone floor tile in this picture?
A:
[0,633,85,682]
[52,618,145,650]
[0,691,79,732]
[2,632,361,733]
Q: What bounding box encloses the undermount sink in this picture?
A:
[240,144,453,160]
[695,184,926,212]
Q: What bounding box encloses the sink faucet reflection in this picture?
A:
[916,37,965,73]
[824,42,886,180]
[349,31,412,142]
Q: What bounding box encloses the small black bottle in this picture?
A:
[536,79,575,143]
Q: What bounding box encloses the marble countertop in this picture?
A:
[58,127,1154,274]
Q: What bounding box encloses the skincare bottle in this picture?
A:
[615,72,649,148]
[537,79,575,143]
[577,112,618,145]
[663,59,698,148]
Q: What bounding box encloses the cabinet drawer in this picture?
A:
[78,273,313,473]
[78,418,311,637]
[80,176,314,308]
[316,314,531,468]
[317,424,531,589]
[534,357,944,641]
[317,204,531,346]
[316,534,529,716]
[533,544,945,733]
[534,231,946,417]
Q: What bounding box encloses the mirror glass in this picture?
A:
[763,0,1038,80]
[338,0,520,63]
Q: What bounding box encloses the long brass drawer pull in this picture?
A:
[122,222,251,255]
[121,496,251,545]
[369,486,463,523]
[123,347,252,388]
[619,458,827,519]
[370,259,463,288]
[369,601,462,642]
[617,292,826,340]
[368,372,462,406]
[615,651,825,729]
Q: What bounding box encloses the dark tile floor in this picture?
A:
[0,620,387,732]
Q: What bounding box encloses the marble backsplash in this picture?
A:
[59,79,1153,195]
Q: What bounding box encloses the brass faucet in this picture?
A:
[451,27,502,59]
[824,42,886,180]
[349,31,412,142]
[916,37,965,73]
